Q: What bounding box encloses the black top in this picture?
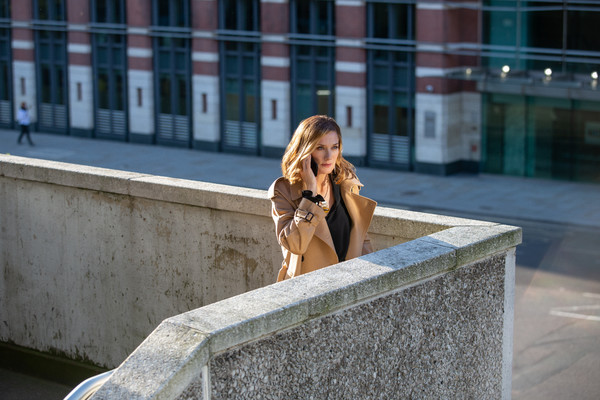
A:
[325,175,351,262]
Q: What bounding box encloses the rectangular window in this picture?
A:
[219,0,261,153]
[155,0,189,27]
[290,0,335,126]
[366,1,416,167]
[35,0,65,21]
[483,1,600,73]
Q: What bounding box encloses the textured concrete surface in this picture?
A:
[90,222,518,399]
[2,154,516,368]
[206,254,507,399]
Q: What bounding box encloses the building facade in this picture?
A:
[1,0,599,182]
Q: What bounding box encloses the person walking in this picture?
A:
[17,102,34,146]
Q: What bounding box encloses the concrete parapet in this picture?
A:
[0,155,521,398]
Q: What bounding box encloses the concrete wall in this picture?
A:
[0,155,521,399]
[92,220,520,400]
[1,154,444,368]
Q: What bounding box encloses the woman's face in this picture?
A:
[310,131,340,175]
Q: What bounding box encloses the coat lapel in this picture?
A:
[340,180,377,259]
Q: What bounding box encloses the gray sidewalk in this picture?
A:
[1,128,599,228]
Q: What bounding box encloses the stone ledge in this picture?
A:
[92,322,208,400]
[1,155,500,237]
[423,224,522,266]
[93,218,520,399]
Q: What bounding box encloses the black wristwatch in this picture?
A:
[302,190,324,204]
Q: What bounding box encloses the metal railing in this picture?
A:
[63,370,114,400]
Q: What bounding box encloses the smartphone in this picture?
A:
[310,158,319,176]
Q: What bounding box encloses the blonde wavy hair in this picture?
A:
[281,115,357,185]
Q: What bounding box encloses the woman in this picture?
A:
[268,115,377,282]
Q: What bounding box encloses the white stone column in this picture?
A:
[335,85,366,158]
[68,64,94,131]
[415,92,481,166]
[192,74,220,146]
[128,69,154,136]
[12,60,37,122]
[261,79,291,150]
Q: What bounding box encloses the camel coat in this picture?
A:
[268,176,377,281]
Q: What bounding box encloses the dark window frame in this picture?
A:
[289,0,336,130]
[218,0,262,155]
[151,0,192,146]
[91,0,128,140]
[365,0,416,169]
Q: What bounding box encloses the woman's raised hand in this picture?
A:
[301,155,318,194]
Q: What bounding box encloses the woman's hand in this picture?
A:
[301,155,318,194]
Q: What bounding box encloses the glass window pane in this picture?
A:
[225,55,238,74]
[159,75,171,114]
[114,0,124,24]
[373,3,388,38]
[296,1,310,34]
[373,104,389,134]
[225,79,240,120]
[483,10,517,47]
[245,80,256,123]
[394,67,408,88]
[392,5,410,40]
[55,66,64,104]
[97,47,108,64]
[114,71,124,110]
[157,0,169,26]
[317,46,329,58]
[244,0,257,31]
[175,0,188,27]
[243,56,254,75]
[159,36,170,48]
[54,0,64,21]
[40,43,50,61]
[225,41,238,51]
[178,76,187,115]
[224,0,236,29]
[315,61,329,84]
[525,10,562,49]
[395,106,408,136]
[98,70,109,109]
[296,84,312,123]
[317,0,331,36]
[96,34,108,45]
[567,10,600,52]
[373,65,388,86]
[41,66,51,103]
[298,45,310,56]
[0,63,8,100]
[159,51,170,70]
[176,52,186,71]
[317,85,330,116]
[38,0,49,19]
[112,48,122,66]
[96,0,107,22]
[54,44,63,62]
[297,60,310,80]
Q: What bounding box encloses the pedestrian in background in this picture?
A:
[17,102,34,146]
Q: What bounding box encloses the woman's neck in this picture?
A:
[316,174,329,192]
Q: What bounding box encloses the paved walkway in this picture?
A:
[2,128,598,228]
